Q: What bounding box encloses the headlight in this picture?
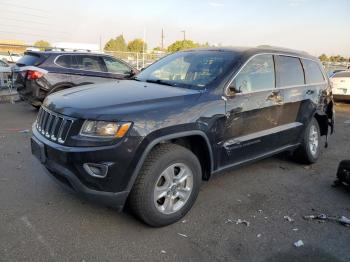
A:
[80,120,132,138]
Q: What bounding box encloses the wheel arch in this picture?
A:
[126,131,214,192]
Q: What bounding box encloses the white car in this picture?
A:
[0,60,11,88]
[0,52,22,63]
[330,71,350,101]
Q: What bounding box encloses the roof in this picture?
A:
[25,50,105,56]
[183,46,316,60]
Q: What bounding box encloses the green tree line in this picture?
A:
[319,54,349,63]
[104,35,210,53]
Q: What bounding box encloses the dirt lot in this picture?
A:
[0,102,349,262]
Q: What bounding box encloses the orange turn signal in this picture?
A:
[115,123,132,138]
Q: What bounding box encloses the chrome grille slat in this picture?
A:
[35,107,74,144]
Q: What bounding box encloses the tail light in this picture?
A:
[27,70,44,80]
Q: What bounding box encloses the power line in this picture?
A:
[0,17,48,26]
[0,9,49,19]
[0,2,48,12]
[0,24,70,35]
[0,30,66,39]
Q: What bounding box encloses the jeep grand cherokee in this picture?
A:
[31,47,334,227]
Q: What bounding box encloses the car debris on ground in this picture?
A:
[177,233,188,238]
[294,240,304,247]
[303,214,350,227]
[225,218,250,226]
[283,215,295,222]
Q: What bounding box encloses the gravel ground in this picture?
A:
[0,102,349,262]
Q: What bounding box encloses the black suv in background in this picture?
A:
[15,51,137,107]
[31,47,334,227]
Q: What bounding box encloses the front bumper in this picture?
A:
[31,126,142,210]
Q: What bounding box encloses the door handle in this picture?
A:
[306,89,315,95]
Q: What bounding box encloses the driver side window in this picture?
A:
[231,55,275,94]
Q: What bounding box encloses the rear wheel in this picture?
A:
[293,117,321,164]
[128,143,202,227]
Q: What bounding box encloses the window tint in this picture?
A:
[332,71,350,78]
[275,56,304,87]
[73,55,106,72]
[103,56,131,74]
[302,59,324,84]
[55,55,72,68]
[233,54,275,93]
[16,54,42,66]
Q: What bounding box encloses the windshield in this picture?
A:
[135,51,237,89]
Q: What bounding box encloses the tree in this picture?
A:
[34,40,50,50]
[104,35,127,51]
[127,38,147,53]
[167,40,200,52]
[318,54,328,62]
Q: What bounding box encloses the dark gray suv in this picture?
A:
[15,51,138,108]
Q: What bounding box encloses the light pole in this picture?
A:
[181,30,186,41]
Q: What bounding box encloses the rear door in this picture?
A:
[69,55,112,85]
[273,55,307,145]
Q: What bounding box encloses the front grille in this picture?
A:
[36,107,74,144]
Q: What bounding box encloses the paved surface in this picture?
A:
[0,102,349,262]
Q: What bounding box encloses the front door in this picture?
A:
[217,54,285,168]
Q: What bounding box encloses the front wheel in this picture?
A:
[293,117,321,164]
[128,144,202,227]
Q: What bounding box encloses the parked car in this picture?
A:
[0,52,22,63]
[31,47,334,227]
[330,71,350,101]
[15,51,138,107]
[0,59,9,68]
[0,59,11,88]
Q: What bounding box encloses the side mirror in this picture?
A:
[130,68,138,76]
[227,84,240,96]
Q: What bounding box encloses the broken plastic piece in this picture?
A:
[294,240,304,247]
[177,233,188,238]
[283,215,295,222]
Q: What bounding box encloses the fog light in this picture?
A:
[83,163,109,178]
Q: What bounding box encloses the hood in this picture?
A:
[44,80,203,120]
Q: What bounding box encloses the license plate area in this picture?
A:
[31,137,46,164]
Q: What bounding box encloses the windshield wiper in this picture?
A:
[145,79,175,86]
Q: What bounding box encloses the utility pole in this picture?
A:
[181,30,186,41]
[99,35,102,52]
[161,28,165,50]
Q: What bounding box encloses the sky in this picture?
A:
[0,0,349,56]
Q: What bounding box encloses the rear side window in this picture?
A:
[233,54,275,93]
[55,55,72,68]
[73,55,106,72]
[302,59,324,84]
[103,56,131,74]
[275,56,304,87]
[16,54,42,66]
[332,71,350,78]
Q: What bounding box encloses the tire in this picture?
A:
[293,117,321,164]
[128,143,202,227]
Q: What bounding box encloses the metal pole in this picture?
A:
[181,30,186,41]
[136,52,139,70]
[161,28,164,50]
